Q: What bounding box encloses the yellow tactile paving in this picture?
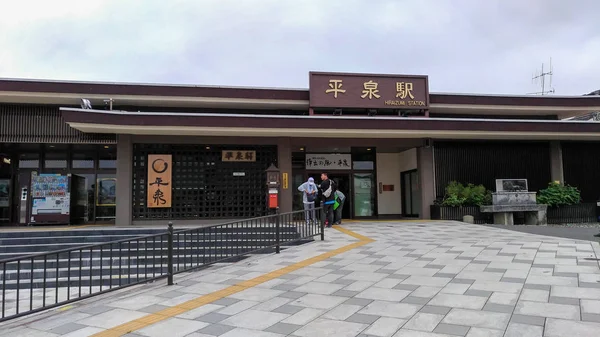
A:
[90,225,374,337]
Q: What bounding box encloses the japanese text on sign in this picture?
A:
[147,154,172,208]
[305,154,352,171]
[221,150,256,162]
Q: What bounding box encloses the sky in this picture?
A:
[1,0,598,95]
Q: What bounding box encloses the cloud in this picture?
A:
[0,0,598,95]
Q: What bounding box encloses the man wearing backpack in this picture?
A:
[320,172,337,228]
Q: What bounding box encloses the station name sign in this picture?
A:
[309,72,429,109]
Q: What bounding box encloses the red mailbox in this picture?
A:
[268,189,279,209]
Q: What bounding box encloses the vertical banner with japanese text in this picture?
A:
[147,154,172,208]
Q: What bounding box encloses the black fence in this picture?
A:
[547,203,598,224]
[0,209,323,322]
[430,205,492,224]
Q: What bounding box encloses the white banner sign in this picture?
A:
[306,154,352,170]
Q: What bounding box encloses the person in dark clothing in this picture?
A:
[320,172,337,228]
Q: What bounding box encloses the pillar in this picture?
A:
[417,145,435,219]
[115,134,133,226]
[277,137,293,213]
[550,141,564,184]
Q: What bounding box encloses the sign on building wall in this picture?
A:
[309,72,429,109]
[147,154,172,208]
[306,154,352,170]
[222,150,256,162]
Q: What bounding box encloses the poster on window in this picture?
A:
[96,178,117,206]
[305,154,352,170]
[0,179,9,207]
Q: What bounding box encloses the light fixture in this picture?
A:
[49,145,55,148]
[104,145,110,149]
[299,147,304,151]
[367,148,372,151]
[206,146,211,150]
[80,98,92,109]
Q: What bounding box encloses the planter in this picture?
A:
[547,203,598,224]
[430,205,492,224]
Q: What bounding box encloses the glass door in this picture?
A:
[353,173,375,217]
[401,169,420,217]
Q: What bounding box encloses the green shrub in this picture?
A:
[537,182,581,207]
[442,181,491,207]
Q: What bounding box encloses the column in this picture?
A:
[417,145,435,219]
[277,137,293,213]
[115,134,133,226]
[549,141,564,184]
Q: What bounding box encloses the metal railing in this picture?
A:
[0,208,323,322]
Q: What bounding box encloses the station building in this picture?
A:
[1,72,600,226]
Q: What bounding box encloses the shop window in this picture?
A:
[95,173,116,222]
[19,153,39,168]
[99,146,116,169]
[72,153,95,169]
[44,152,67,169]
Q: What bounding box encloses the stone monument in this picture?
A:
[480,179,547,225]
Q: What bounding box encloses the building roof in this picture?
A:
[2,77,600,119]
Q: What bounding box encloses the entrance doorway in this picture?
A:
[401,169,420,217]
[329,174,351,220]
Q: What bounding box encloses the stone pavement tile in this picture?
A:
[463,290,492,298]
[515,300,580,320]
[580,282,600,289]
[504,323,543,337]
[346,313,380,324]
[282,308,324,325]
[279,291,307,299]
[428,293,487,310]
[314,273,343,283]
[581,299,600,314]
[217,300,259,315]
[106,294,166,310]
[48,323,87,335]
[433,323,470,336]
[294,282,345,295]
[394,284,421,291]
[579,273,600,284]
[440,283,470,295]
[381,269,404,275]
[177,304,224,320]
[77,308,147,329]
[220,327,285,337]
[359,301,421,319]
[520,289,549,302]
[139,304,171,314]
[419,305,451,315]
[402,276,452,288]
[526,275,578,286]
[323,304,363,320]
[395,267,440,277]
[345,297,374,306]
[346,281,377,292]
[343,271,389,283]
[196,312,231,324]
[292,318,368,337]
[333,290,360,297]
[220,309,288,330]
[403,312,444,332]
[549,296,580,305]
[62,327,105,337]
[392,330,454,336]
[581,313,600,323]
[253,297,292,312]
[482,303,514,313]
[364,317,406,337]
[411,286,442,298]
[356,288,412,302]
[229,287,284,302]
[449,279,474,285]
[137,317,208,337]
[501,277,526,284]
[213,298,240,306]
[266,322,302,335]
[197,323,235,336]
[464,327,503,337]
[75,304,114,315]
[544,318,600,337]
[272,304,304,315]
[291,294,347,310]
[374,278,404,289]
[468,281,522,294]
[488,292,519,306]
[555,265,600,274]
[160,293,199,306]
[523,283,551,291]
[401,296,430,305]
[551,285,600,299]
[29,312,91,330]
[442,308,510,330]
[510,314,546,326]
[332,278,356,285]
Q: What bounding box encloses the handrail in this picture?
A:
[0,208,324,322]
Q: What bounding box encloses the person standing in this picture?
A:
[320,172,337,228]
[298,177,318,224]
[334,189,346,225]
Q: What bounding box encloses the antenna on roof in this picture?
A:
[528,58,555,95]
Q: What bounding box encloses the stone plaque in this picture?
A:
[495,179,528,192]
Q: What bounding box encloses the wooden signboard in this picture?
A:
[222,150,256,162]
[147,154,172,208]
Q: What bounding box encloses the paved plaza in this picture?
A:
[2,221,600,337]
